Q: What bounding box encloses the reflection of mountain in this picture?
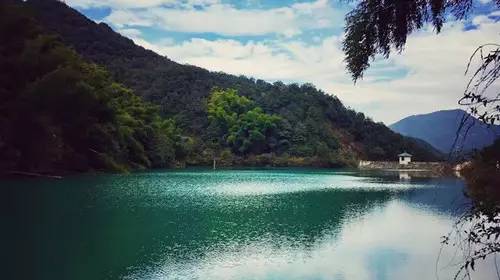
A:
[398,178,469,214]
[4,170,467,279]
[354,170,469,214]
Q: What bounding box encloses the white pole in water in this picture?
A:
[213,158,216,170]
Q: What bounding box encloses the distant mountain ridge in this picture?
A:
[390,109,500,154]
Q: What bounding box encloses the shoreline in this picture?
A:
[2,165,457,181]
[358,160,453,176]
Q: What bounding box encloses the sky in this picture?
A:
[65,0,500,124]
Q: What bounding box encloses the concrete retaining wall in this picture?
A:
[359,160,447,172]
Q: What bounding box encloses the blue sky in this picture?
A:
[66,0,500,124]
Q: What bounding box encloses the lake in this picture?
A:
[3,168,498,279]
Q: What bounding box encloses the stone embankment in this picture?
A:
[359,161,451,174]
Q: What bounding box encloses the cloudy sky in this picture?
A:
[66,0,500,124]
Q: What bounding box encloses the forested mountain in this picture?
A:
[390,109,500,154]
[0,0,441,174]
[0,1,187,173]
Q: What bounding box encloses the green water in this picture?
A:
[2,168,497,279]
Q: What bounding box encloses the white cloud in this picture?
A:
[117,28,142,37]
[129,36,343,81]
[124,15,500,124]
[102,0,340,37]
[106,10,155,27]
[490,10,500,16]
[66,0,220,9]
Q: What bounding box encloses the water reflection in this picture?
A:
[399,172,411,180]
[125,200,495,280]
[2,169,496,280]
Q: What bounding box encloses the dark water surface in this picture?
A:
[2,168,497,279]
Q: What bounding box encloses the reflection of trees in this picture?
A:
[194,189,395,250]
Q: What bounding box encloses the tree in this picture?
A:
[343,0,494,81]
[227,107,281,154]
[0,3,185,173]
[343,0,500,126]
[207,88,281,155]
[460,44,500,125]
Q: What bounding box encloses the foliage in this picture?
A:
[460,44,500,124]
[462,140,500,214]
[207,88,281,154]
[441,211,500,280]
[342,0,500,82]
[0,2,184,173]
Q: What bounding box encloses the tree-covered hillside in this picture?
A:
[0,2,187,174]
[1,0,442,174]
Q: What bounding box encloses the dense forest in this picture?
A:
[0,2,187,173]
[0,0,442,174]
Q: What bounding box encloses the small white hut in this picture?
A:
[398,152,412,165]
